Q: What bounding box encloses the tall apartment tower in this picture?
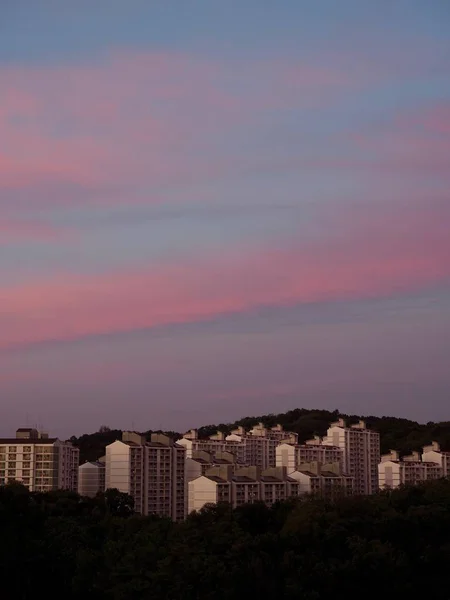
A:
[324,419,380,495]
[105,432,186,520]
[0,428,79,492]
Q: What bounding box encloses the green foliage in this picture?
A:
[2,480,450,598]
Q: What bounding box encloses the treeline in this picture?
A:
[71,408,450,462]
[2,479,450,599]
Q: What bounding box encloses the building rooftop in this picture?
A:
[206,476,228,484]
[0,438,58,445]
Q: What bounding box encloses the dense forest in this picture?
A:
[2,479,450,599]
[71,407,450,463]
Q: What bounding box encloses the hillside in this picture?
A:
[70,408,450,463]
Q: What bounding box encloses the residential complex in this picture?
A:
[3,419,448,517]
[0,428,79,492]
[105,432,186,520]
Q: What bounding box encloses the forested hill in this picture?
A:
[71,408,450,463]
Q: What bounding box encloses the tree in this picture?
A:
[102,488,135,517]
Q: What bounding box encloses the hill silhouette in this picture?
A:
[71,408,450,463]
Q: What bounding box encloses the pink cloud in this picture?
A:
[1,197,448,351]
[0,217,67,243]
[0,51,366,201]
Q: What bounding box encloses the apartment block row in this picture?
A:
[78,419,381,518]
[188,461,355,513]
[0,428,79,492]
[378,442,450,489]
[179,423,298,469]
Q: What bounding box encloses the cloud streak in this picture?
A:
[0,51,357,202]
[1,195,448,351]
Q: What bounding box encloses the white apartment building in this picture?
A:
[290,461,354,498]
[324,419,380,495]
[78,459,105,497]
[105,432,186,520]
[422,441,450,476]
[188,465,301,514]
[378,450,443,490]
[178,430,247,464]
[185,449,247,484]
[276,439,343,473]
[0,428,79,492]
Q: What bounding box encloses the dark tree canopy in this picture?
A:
[2,479,450,599]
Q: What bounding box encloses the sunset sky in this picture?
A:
[1,1,449,437]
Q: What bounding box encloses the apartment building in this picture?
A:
[78,458,105,497]
[105,432,186,520]
[0,428,79,492]
[422,441,450,476]
[180,424,298,471]
[230,423,298,469]
[324,419,380,495]
[276,438,343,472]
[178,430,247,464]
[290,461,354,498]
[186,449,247,484]
[188,465,301,514]
[378,450,443,490]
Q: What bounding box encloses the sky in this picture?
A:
[1,1,449,438]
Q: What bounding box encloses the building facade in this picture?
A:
[276,439,343,472]
[105,432,186,520]
[188,465,301,514]
[0,428,79,492]
[421,441,450,476]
